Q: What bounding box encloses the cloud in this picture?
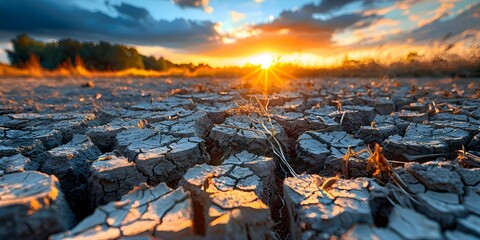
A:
[355,3,480,47]
[383,3,480,44]
[192,0,385,58]
[171,0,213,13]
[258,12,369,33]
[113,3,149,19]
[253,0,386,35]
[332,1,479,48]
[0,0,219,48]
[334,17,402,45]
[299,0,399,15]
[306,0,358,13]
[172,0,205,8]
[406,3,480,42]
[415,2,455,27]
[230,11,246,22]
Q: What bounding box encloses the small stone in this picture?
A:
[81,81,94,88]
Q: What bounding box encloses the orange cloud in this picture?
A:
[415,2,455,27]
[231,11,246,22]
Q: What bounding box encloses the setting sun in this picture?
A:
[249,54,274,69]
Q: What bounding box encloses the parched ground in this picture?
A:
[1,76,480,239]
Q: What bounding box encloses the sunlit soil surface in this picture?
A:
[1,77,480,239]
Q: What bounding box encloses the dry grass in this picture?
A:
[457,145,480,167]
[217,96,298,178]
[248,96,298,178]
[339,143,417,207]
[0,61,208,78]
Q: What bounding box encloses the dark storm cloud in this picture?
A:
[172,0,206,9]
[255,0,381,34]
[299,0,398,14]
[303,0,358,13]
[258,12,369,33]
[0,0,218,48]
[113,3,149,19]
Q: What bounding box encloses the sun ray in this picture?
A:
[270,66,296,80]
[241,67,262,81]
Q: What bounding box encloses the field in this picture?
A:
[1,76,480,239]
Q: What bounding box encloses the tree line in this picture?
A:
[6,34,211,72]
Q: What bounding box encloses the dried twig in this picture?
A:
[367,143,417,206]
[457,145,480,167]
[227,96,299,178]
[341,147,355,179]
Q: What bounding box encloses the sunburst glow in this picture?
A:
[249,54,274,69]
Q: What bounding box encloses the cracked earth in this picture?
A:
[0,77,480,239]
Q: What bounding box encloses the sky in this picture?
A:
[0,0,479,66]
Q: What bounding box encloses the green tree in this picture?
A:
[6,34,177,71]
[104,45,144,70]
[57,38,82,67]
[142,56,161,70]
[7,34,45,67]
